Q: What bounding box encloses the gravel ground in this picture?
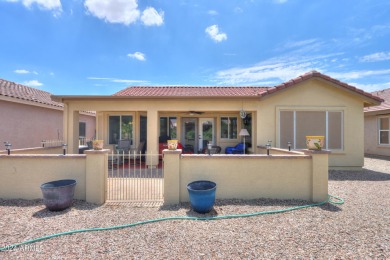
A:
[1,157,389,259]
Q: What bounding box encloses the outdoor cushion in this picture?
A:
[225,143,245,154]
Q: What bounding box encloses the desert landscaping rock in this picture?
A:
[1,157,389,258]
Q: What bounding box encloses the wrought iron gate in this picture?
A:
[107,152,164,203]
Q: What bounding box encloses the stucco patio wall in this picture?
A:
[0,150,108,205]
[163,149,329,205]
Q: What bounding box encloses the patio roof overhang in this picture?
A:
[51,94,262,103]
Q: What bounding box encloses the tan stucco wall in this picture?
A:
[257,78,365,168]
[364,114,390,157]
[0,100,95,149]
[163,149,329,204]
[180,155,313,201]
[0,155,86,200]
[0,151,107,205]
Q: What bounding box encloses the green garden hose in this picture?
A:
[0,194,344,252]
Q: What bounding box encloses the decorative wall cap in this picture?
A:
[301,149,332,155]
[84,149,111,154]
[162,149,182,154]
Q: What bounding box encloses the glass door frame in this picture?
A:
[198,118,215,152]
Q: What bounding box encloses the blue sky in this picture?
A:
[1,0,390,95]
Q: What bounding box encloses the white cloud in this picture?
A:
[14,69,38,74]
[22,0,61,9]
[84,0,140,25]
[23,80,43,87]
[208,10,218,15]
[84,0,164,26]
[281,39,320,50]
[14,69,30,74]
[328,69,390,80]
[214,53,342,85]
[234,7,243,13]
[348,82,390,92]
[141,7,164,26]
[360,52,390,62]
[216,62,313,85]
[6,0,62,15]
[215,51,390,86]
[127,52,146,61]
[87,77,149,84]
[205,24,227,43]
[273,0,288,3]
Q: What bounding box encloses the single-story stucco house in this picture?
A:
[52,71,382,170]
[364,88,390,157]
[0,79,96,149]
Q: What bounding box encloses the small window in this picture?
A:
[221,117,237,139]
[109,115,133,145]
[379,117,390,145]
[159,117,177,143]
[79,122,86,138]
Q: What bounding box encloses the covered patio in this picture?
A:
[53,88,259,166]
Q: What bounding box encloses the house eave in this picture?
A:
[51,95,261,103]
[257,76,383,107]
[1,95,63,111]
[364,108,390,117]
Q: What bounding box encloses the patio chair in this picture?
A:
[129,141,145,164]
[115,139,131,165]
[225,143,245,154]
[202,145,221,154]
[115,139,131,154]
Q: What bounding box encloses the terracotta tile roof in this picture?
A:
[114,86,270,97]
[0,78,63,108]
[258,71,384,104]
[364,88,390,113]
[113,71,382,105]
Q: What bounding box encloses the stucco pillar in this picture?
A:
[304,150,330,202]
[64,105,80,154]
[163,149,181,205]
[255,108,270,152]
[63,103,69,151]
[146,109,159,167]
[85,149,108,205]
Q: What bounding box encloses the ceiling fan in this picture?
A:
[179,111,205,116]
[188,111,204,115]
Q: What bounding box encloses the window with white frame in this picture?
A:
[159,117,177,141]
[109,115,133,145]
[379,117,390,145]
[279,110,343,150]
[221,117,238,139]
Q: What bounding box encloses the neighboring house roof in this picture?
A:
[364,88,390,114]
[0,78,63,108]
[113,71,382,106]
[0,79,96,116]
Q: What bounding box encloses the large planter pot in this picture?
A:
[187,180,217,213]
[40,179,77,211]
[306,136,325,150]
